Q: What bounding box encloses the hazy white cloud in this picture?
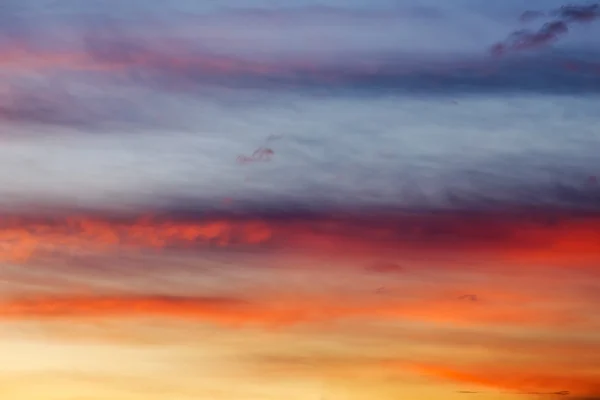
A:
[0,92,598,211]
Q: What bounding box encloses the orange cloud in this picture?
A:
[0,295,245,318]
[0,211,599,268]
[396,362,600,396]
[0,215,273,262]
[0,288,597,331]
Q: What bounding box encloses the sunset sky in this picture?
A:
[0,1,600,400]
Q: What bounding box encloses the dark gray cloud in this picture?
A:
[1,48,600,131]
[553,3,600,22]
[491,21,568,54]
[492,2,600,55]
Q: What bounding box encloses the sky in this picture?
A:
[0,1,599,400]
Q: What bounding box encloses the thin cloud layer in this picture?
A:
[0,3,597,130]
[0,3,597,131]
[0,295,246,318]
[401,362,600,397]
[1,242,598,397]
[2,271,599,329]
[0,210,599,272]
[0,2,599,399]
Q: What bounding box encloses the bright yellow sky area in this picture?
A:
[0,319,527,400]
[1,241,599,400]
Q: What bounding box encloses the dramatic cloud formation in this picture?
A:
[3,229,599,398]
[0,2,599,400]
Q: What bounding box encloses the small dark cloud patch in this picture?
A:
[492,3,600,55]
[458,294,478,302]
[491,21,568,55]
[458,389,573,396]
[553,4,600,22]
[511,390,570,395]
[237,147,275,164]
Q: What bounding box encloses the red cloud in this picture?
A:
[0,211,599,267]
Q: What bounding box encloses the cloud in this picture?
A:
[3,55,600,132]
[492,2,600,55]
[553,4,600,22]
[491,21,568,54]
[395,362,600,396]
[2,263,599,330]
[0,294,246,318]
[0,5,600,131]
[0,214,275,262]
[0,83,155,129]
[0,210,598,269]
[0,3,596,126]
[0,48,599,132]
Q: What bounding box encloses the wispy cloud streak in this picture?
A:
[0,3,598,130]
[493,3,600,54]
[0,210,598,267]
